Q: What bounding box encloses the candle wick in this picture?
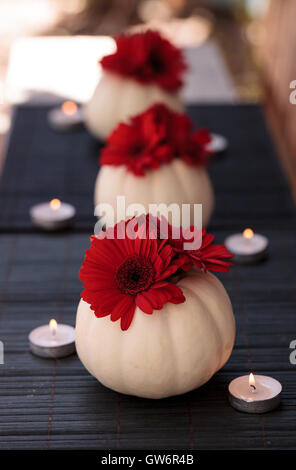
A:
[250,384,256,393]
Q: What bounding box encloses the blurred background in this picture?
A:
[0,0,295,197]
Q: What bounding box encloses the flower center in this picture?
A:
[149,51,164,73]
[116,255,155,295]
[130,141,145,157]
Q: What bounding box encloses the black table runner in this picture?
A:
[0,104,295,450]
[0,105,294,232]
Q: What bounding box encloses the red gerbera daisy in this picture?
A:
[100,30,187,91]
[100,103,212,176]
[79,218,187,331]
[168,226,234,273]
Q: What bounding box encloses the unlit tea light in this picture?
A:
[207,133,228,154]
[29,319,75,359]
[48,101,84,131]
[225,228,268,264]
[30,198,76,231]
[229,373,282,413]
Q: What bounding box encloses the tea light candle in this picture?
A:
[30,198,76,231]
[225,228,268,264]
[29,319,76,359]
[229,373,282,413]
[48,101,83,131]
[207,133,228,154]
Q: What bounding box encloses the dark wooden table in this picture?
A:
[0,105,295,450]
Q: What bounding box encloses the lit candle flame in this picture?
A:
[243,228,254,239]
[249,373,256,392]
[49,318,58,336]
[61,101,78,116]
[49,198,61,211]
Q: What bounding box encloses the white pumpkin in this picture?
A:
[94,159,215,227]
[84,71,184,140]
[75,271,235,399]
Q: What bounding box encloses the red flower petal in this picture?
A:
[120,302,137,331]
[111,295,135,322]
[136,282,185,314]
[135,292,154,314]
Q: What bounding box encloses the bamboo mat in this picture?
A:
[0,104,295,450]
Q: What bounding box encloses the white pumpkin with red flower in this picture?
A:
[76,215,235,399]
[84,31,186,140]
[95,104,215,227]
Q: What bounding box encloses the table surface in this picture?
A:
[0,104,295,450]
